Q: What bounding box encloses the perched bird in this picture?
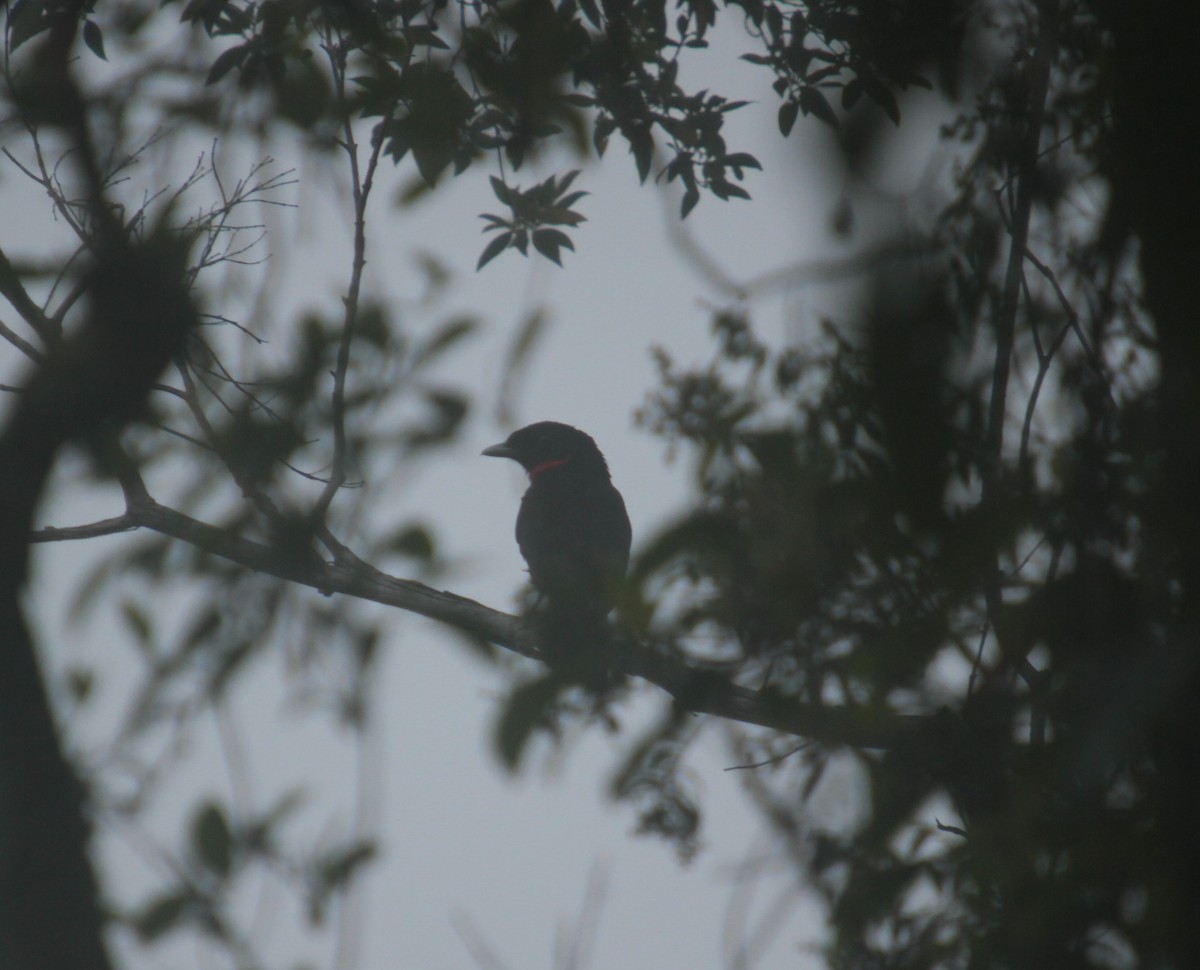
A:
[483,422,631,671]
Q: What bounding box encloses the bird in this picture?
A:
[482,422,631,675]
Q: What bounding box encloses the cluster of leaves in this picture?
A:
[69,0,932,259]
[127,796,375,947]
[735,0,956,133]
[477,169,586,268]
[620,4,1200,967]
[6,0,954,268]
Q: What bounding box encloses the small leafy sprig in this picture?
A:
[476,170,587,270]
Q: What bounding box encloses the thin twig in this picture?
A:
[724,741,814,771]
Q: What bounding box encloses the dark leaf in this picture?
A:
[540,206,586,226]
[489,175,514,207]
[120,601,154,651]
[494,673,564,770]
[386,524,435,561]
[319,840,376,889]
[8,0,51,51]
[82,19,107,60]
[133,891,191,942]
[859,71,901,125]
[476,231,513,270]
[556,189,588,209]
[191,802,233,878]
[842,78,863,110]
[532,228,574,265]
[631,129,654,183]
[578,0,602,28]
[555,169,581,195]
[722,152,762,172]
[681,185,701,218]
[66,667,94,703]
[778,100,800,137]
[205,44,249,86]
[799,87,839,128]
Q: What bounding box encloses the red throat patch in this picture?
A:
[528,457,570,481]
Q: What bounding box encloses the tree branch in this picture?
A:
[980,0,1057,690]
[30,514,137,543]
[64,494,913,751]
[0,245,59,346]
[310,27,390,539]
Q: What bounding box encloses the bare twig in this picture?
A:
[724,741,814,771]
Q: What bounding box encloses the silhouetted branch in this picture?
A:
[31,491,914,750]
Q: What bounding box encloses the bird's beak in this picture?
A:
[482,442,517,460]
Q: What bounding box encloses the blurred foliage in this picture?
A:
[622,3,1200,967]
[3,0,1199,968]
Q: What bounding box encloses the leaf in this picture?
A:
[66,667,94,703]
[556,189,589,209]
[410,317,477,369]
[489,175,514,207]
[859,71,901,125]
[181,606,220,654]
[494,673,564,771]
[8,0,51,51]
[476,231,512,270]
[317,840,377,891]
[593,114,616,156]
[386,524,435,561]
[778,100,800,137]
[555,169,581,196]
[133,891,190,942]
[82,20,107,60]
[120,597,153,643]
[765,3,783,39]
[680,185,701,219]
[191,802,233,878]
[578,0,602,28]
[799,87,839,128]
[205,44,249,86]
[842,78,863,111]
[540,206,586,227]
[630,129,654,184]
[532,228,574,266]
[722,152,762,171]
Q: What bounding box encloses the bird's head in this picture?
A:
[482,421,610,480]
